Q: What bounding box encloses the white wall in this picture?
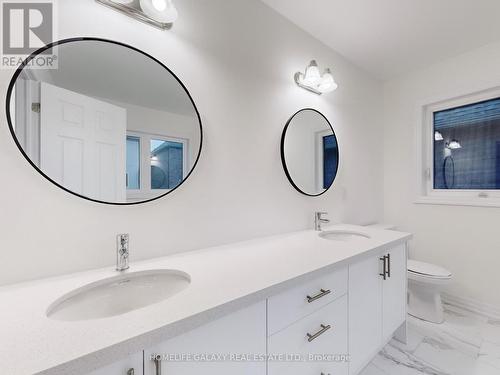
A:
[0,0,384,285]
[383,42,500,312]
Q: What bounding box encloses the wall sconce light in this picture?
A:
[446,139,462,150]
[96,0,178,30]
[295,60,338,95]
[434,131,444,141]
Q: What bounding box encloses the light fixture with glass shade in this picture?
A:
[96,0,178,29]
[295,60,338,95]
[446,139,462,150]
[434,131,444,141]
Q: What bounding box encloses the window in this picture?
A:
[150,139,184,190]
[126,136,140,190]
[418,89,500,206]
[126,131,188,201]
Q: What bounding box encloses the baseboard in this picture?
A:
[442,292,500,320]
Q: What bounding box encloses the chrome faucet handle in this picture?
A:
[314,212,330,231]
[119,233,129,245]
[116,234,130,271]
[316,212,329,221]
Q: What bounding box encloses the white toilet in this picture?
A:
[407,260,452,324]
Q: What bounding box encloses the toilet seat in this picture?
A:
[408,260,452,279]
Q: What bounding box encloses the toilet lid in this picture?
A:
[408,260,452,278]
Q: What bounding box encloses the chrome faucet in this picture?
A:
[116,234,130,271]
[314,212,330,231]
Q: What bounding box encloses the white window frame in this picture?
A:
[126,130,189,202]
[415,86,500,207]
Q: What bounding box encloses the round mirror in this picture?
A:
[281,108,339,196]
[6,38,202,205]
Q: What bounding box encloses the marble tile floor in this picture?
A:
[360,304,500,375]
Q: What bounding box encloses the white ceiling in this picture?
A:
[29,40,196,116]
[261,0,500,80]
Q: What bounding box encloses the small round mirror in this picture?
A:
[7,38,202,205]
[281,108,339,196]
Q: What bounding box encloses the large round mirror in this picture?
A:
[281,108,339,196]
[6,38,202,205]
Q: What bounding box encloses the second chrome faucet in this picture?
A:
[314,212,330,231]
[116,234,130,271]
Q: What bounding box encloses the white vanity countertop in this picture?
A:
[0,224,411,375]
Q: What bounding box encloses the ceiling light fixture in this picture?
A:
[96,0,177,30]
[152,0,167,11]
[446,139,462,150]
[295,60,338,95]
[140,0,178,23]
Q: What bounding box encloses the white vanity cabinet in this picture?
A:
[348,244,407,375]
[143,301,267,375]
[85,241,408,375]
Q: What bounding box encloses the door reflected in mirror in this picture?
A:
[281,108,339,196]
[7,38,202,205]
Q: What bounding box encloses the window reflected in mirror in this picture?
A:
[150,138,184,190]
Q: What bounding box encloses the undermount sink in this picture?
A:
[319,230,371,241]
[47,269,190,321]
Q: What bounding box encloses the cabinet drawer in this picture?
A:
[268,295,348,375]
[267,267,348,335]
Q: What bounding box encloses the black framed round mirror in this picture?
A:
[281,108,339,196]
[6,37,202,205]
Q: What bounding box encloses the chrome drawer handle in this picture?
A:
[153,357,161,375]
[307,324,331,342]
[307,288,331,303]
[379,256,387,280]
[387,253,391,278]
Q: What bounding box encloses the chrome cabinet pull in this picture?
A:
[154,357,162,375]
[307,288,331,303]
[321,373,331,375]
[126,369,134,375]
[386,253,391,278]
[307,324,331,342]
[379,256,387,280]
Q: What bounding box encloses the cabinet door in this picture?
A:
[144,301,266,375]
[348,253,384,375]
[86,351,143,375]
[382,243,407,341]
